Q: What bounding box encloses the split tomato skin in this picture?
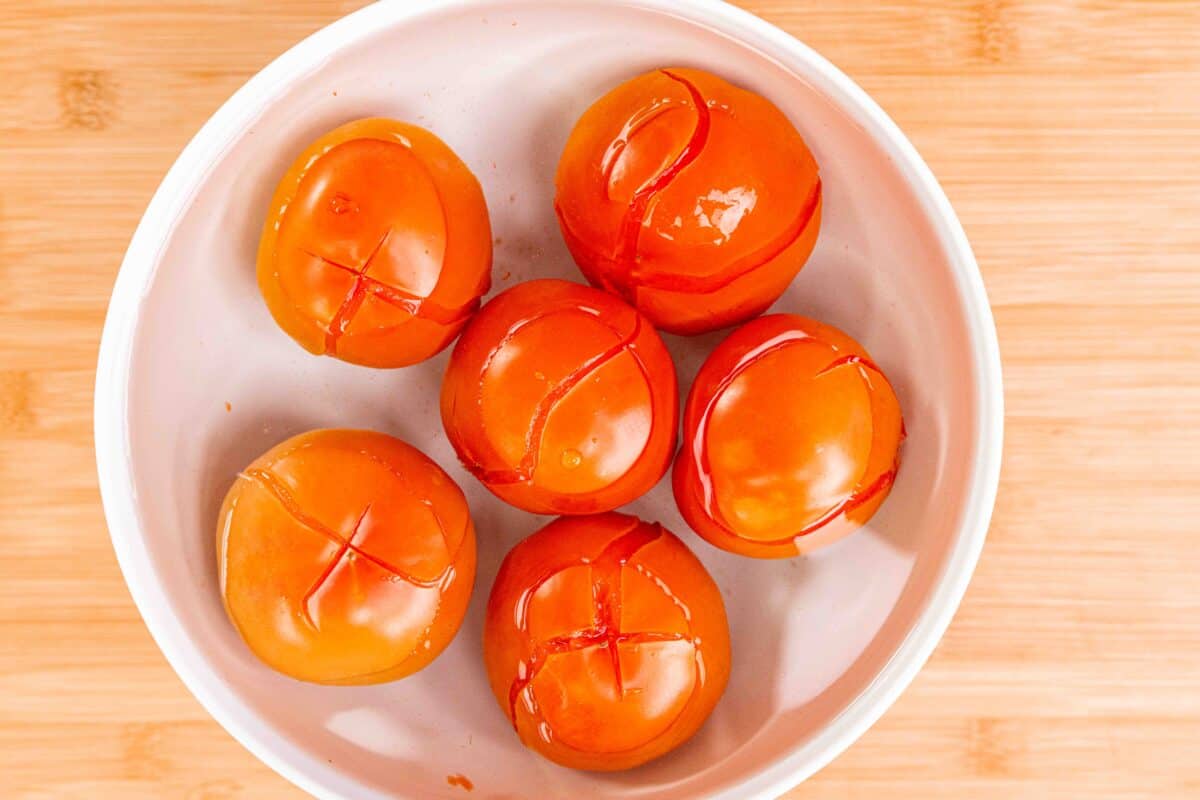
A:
[483,513,731,771]
[257,118,492,368]
[440,279,678,515]
[216,429,476,685]
[673,315,904,558]
[555,68,822,335]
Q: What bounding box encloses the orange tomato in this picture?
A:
[484,513,730,771]
[216,429,476,684]
[440,279,678,515]
[257,119,491,367]
[673,315,904,558]
[554,68,821,335]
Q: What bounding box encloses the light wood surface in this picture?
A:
[2,1,1198,798]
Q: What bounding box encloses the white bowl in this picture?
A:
[95,1,1003,797]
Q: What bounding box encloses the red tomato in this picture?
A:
[217,429,476,684]
[484,513,731,771]
[555,68,821,335]
[257,118,491,367]
[673,315,904,558]
[440,279,678,514]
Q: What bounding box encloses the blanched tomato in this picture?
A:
[555,68,821,335]
[216,429,475,684]
[484,513,730,771]
[440,279,677,515]
[673,315,904,558]
[257,119,491,367]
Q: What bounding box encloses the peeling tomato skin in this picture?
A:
[258,118,492,368]
[483,513,731,771]
[440,279,678,515]
[555,68,822,335]
[673,315,905,558]
[216,429,477,685]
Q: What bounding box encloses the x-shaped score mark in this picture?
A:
[301,228,476,355]
[242,466,446,631]
[506,522,700,728]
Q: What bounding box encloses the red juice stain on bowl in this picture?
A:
[446,773,474,791]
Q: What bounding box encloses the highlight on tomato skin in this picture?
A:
[440,278,678,515]
[554,67,822,336]
[673,314,905,559]
[257,118,492,368]
[483,512,731,771]
[216,429,476,685]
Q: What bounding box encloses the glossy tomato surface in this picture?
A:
[440,279,678,515]
[555,67,821,335]
[674,315,904,558]
[257,118,491,367]
[216,429,476,684]
[484,513,730,771]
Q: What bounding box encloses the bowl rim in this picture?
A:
[94,1,1004,797]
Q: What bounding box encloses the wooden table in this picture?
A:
[2,1,1197,797]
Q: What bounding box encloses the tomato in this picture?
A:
[484,513,730,771]
[216,429,476,684]
[440,279,678,515]
[554,68,821,335]
[673,315,904,558]
[257,118,491,367]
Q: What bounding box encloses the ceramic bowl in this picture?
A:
[95,1,1003,797]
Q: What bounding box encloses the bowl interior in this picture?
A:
[117,1,985,797]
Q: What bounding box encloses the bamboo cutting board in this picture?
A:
[2,1,1198,798]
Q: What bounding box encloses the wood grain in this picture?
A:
[2,1,1198,798]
